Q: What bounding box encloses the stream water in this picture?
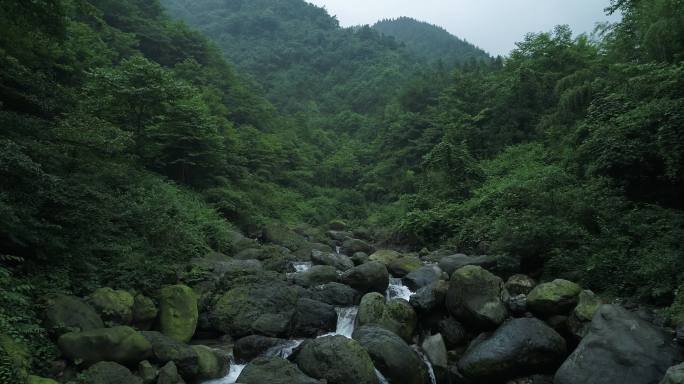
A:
[204,260,435,384]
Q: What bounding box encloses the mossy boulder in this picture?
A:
[28,375,59,384]
[505,274,537,295]
[328,220,347,231]
[369,250,401,266]
[341,238,374,255]
[158,284,198,343]
[88,287,135,325]
[0,333,31,382]
[157,361,182,384]
[80,361,142,384]
[568,290,602,338]
[192,345,228,380]
[388,256,423,277]
[211,279,298,337]
[43,293,104,336]
[238,357,321,384]
[339,261,389,294]
[294,336,378,384]
[291,265,338,288]
[263,224,307,251]
[141,331,198,379]
[58,326,151,365]
[132,294,158,331]
[311,250,354,271]
[445,265,508,329]
[290,298,337,337]
[357,293,417,342]
[527,279,582,317]
[353,325,428,384]
[309,282,362,306]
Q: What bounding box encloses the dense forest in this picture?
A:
[1,0,683,383]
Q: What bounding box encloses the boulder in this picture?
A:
[311,250,354,271]
[291,265,338,288]
[158,285,198,343]
[568,290,601,338]
[141,331,198,379]
[438,254,501,276]
[369,250,401,266]
[340,261,389,294]
[132,294,158,331]
[294,336,378,384]
[58,326,151,365]
[88,288,135,326]
[263,224,307,251]
[505,274,536,295]
[439,317,467,348]
[326,230,352,242]
[660,363,684,384]
[554,305,682,384]
[458,318,566,380]
[211,279,298,337]
[213,259,264,286]
[352,252,370,265]
[422,333,448,373]
[403,265,443,291]
[329,220,347,231]
[388,256,423,277]
[138,360,158,384]
[410,280,448,314]
[342,238,374,255]
[80,361,142,384]
[526,279,581,317]
[42,294,104,336]
[309,282,361,306]
[353,325,428,384]
[358,293,417,342]
[27,376,59,384]
[290,298,337,337]
[192,345,228,380]
[234,335,289,361]
[507,294,528,316]
[238,356,320,384]
[506,375,553,384]
[445,265,508,329]
[157,361,183,384]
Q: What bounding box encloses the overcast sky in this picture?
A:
[306,0,621,56]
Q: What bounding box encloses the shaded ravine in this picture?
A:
[204,258,436,384]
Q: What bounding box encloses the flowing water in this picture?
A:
[412,346,438,384]
[264,339,304,359]
[203,359,245,384]
[335,245,342,254]
[386,277,414,301]
[375,368,391,384]
[292,261,312,272]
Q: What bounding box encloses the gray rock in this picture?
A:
[141,331,198,380]
[507,294,528,316]
[526,279,581,317]
[81,361,143,384]
[660,363,684,384]
[358,293,417,342]
[238,356,321,384]
[311,250,354,271]
[340,261,389,294]
[353,325,429,384]
[292,265,339,288]
[43,294,104,336]
[342,238,374,255]
[352,252,370,265]
[326,230,353,242]
[422,333,448,370]
[505,274,536,295]
[290,298,337,337]
[409,280,448,314]
[294,336,378,384]
[438,254,501,276]
[234,335,288,361]
[309,282,361,306]
[439,317,467,348]
[458,318,566,380]
[157,361,184,384]
[445,265,508,329]
[555,305,682,384]
[403,265,443,291]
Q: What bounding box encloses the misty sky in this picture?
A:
[306,0,621,56]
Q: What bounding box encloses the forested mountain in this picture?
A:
[373,17,491,64]
[2,0,684,383]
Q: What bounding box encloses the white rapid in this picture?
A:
[264,339,304,359]
[292,261,312,272]
[386,277,414,301]
[413,346,438,384]
[203,359,245,384]
[320,306,359,339]
[375,368,391,384]
[335,245,342,254]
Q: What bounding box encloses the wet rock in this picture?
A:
[526,279,581,317]
[660,363,684,384]
[192,345,228,380]
[294,335,378,384]
[141,331,198,379]
[309,282,361,306]
[445,265,508,329]
[358,293,417,342]
[458,318,566,381]
[291,265,339,288]
[58,326,151,365]
[403,265,443,291]
[353,325,428,384]
[234,335,288,361]
[409,280,448,314]
[239,356,321,384]
[311,250,354,271]
[340,261,389,294]
[80,361,142,384]
[505,274,536,296]
[422,333,448,374]
[555,305,682,384]
[290,298,337,337]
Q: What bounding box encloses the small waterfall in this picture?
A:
[292,261,312,272]
[264,339,304,359]
[334,306,358,338]
[375,368,390,384]
[335,245,342,254]
[412,346,437,384]
[386,277,414,301]
[203,359,245,384]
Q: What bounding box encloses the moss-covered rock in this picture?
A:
[445,265,508,330]
[0,333,30,382]
[132,294,158,331]
[291,265,338,288]
[357,293,417,342]
[137,360,158,384]
[141,331,198,379]
[157,361,183,384]
[328,219,347,231]
[27,375,59,384]
[339,261,389,294]
[295,336,378,384]
[80,361,142,384]
[158,285,198,343]
[43,293,104,336]
[263,224,307,251]
[341,238,374,255]
[369,250,401,266]
[527,279,582,317]
[388,256,423,277]
[58,326,151,365]
[192,345,228,380]
[505,274,537,295]
[89,287,135,326]
[238,357,321,384]
[568,290,602,338]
